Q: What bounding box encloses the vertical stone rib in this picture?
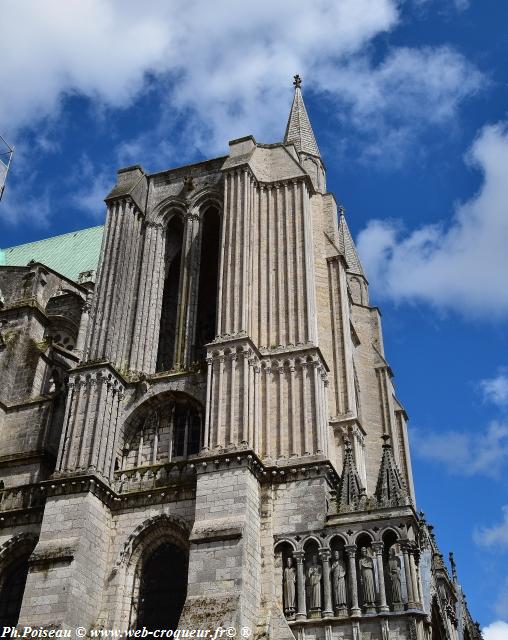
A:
[94,202,122,358]
[278,365,284,458]
[129,222,152,370]
[255,366,261,452]
[108,201,132,361]
[145,225,165,372]
[112,205,137,364]
[290,365,297,455]
[242,352,249,444]
[76,378,94,469]
[256,186,263,345]
[184,214,202,365]
[265,367,271,458]
[302,183,317,343]
[217,357,224,446]
[267,187,273,346]
[230,355,236,445]
[293,182,303,343]
[313,364,323,454]
[217,174,229,336]
[241,171,249,332]
[108,391,122,480]
[259,187,267,346]
[328,260,342,415]
[56,383,76,470]
[89,374,107,469]
[84,202,114,359]
[203,358,213,450]
[284,184,293,345]
[302,362,313,454]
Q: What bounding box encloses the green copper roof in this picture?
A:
[0,225,104,282]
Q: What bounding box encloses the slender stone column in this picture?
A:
[372,541,389,612]
[401,542,416,608]
[409,546,421,609]
[203,357,213,451]
[345,545,361,616]
[75,296,92,359]
[319,548,333,618]
[294,551,307,620]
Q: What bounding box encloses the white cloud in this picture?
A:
[483,621,508,640]
[474,506,508,549]
[71,156,112,219]
[0,1,485,225]
[480,371,508,409]
[411,421,508,477]
[320,46,482,164]
[357,122,508,318]
[0,1,482,154]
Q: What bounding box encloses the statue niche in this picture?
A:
[283,556,296,619]
[305,553,322,618]
[330,549,348,617]
[358,546,377,613]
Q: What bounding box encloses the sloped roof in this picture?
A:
[0,225,104,282]
[284,84,321,157]
[338,212,365,277]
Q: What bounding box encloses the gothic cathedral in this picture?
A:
[0,78,481,640]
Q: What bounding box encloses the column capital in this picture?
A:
[293,550,305,562]
[371,541,384,554]
[344,544,357,557]
[318,548,331,561]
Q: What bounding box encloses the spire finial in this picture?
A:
[293,74,302,88]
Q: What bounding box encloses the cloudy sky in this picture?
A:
[0,0,507,633]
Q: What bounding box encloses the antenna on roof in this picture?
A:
[0,134,14,203]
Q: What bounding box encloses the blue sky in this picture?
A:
[1,1,507,634]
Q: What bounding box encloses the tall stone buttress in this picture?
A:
[0,77,480,640]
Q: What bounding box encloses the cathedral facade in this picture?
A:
[0,78,481,640]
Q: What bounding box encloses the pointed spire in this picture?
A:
[337,438,366,512]
[375,435,410,507]
[337,206,365,276]
[284,75,321,158]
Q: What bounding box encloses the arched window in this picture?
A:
[122,394,203,470]
[194,206,220,361]
[0,554,30,627]
[135,542,188,631]
[157,215,184,372]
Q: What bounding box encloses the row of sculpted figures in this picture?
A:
[276,528,423,620]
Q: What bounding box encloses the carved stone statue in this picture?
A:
[283,556,296,616]
[388,547,403,605]
[330,549,348,613]
[359,547,376,608]
[306,554,322,612]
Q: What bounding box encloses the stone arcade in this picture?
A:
[0,78,481,639]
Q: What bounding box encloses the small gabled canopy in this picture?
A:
[374,435,409,507]
[338,209,365,277]
[337,438,365,511]
[284,75,321,158]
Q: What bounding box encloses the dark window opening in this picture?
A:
[0,556,30,627]
[194,207,220,361]
[136,542,188,631]
[157,216,184,372]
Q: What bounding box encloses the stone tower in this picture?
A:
[0,78,481,640]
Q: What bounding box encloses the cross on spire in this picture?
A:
[293,74,302,88]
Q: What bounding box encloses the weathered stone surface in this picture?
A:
[0,81,480,640]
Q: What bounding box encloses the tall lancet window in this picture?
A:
[157,215,184,372]
[194,206,220,360]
